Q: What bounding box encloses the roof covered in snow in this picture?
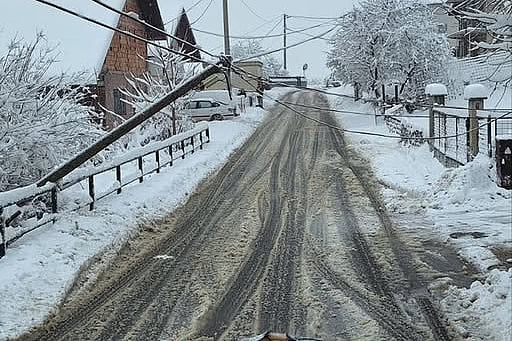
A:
[0,0,165,76]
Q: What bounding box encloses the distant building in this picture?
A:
[203,60,264,93]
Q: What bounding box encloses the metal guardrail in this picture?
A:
[0,124,210,258]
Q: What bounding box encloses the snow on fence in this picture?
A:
[0,123,210,258]
[430,109,512,167]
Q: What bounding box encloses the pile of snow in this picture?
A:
[429,154,508,208]
[441,269,512,341]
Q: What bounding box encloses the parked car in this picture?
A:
[182,98,236,122]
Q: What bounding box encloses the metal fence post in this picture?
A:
[116,165,122,194]
[206,128,210,143]
[455,118,459,161]
[51,187,58,213]
[0,207,5,258]
[169,145,174,167]
[138,157,144,183]
[466,118,471,162]
[181,140,186,159]
[488,115,492,158]
[199,131,204,150]
[88,176,95,211]
[190,136,195,154]
[156,150,161,174]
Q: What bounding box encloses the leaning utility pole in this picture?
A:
[37,63,224,187]
[283,13,287,71]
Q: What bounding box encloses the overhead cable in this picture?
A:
[193,20,337,40]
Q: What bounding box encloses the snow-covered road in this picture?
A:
[14,91,456,341]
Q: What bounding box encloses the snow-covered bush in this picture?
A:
[120,45,196,149]
[327,0,450,100]
[0,33,103,191]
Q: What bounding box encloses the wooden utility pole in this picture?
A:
[223,0,231,88]
[283,14,288,71]
[223,0,231,56]
[37,63,224,186]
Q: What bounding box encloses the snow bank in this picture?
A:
[441,269,512,341]
[429,154,505,208]
[0,105,270,339]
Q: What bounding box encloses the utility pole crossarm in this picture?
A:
[37,63,224,187]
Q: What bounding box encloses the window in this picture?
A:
[113,89,126,115]
[197,101,213,109]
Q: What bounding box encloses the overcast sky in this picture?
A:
[0,0,359,78]
[160,0,359,79]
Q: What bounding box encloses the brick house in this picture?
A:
[96,0,166,128]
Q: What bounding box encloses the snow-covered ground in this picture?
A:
[327,86,511,341]
[0,93,285,339]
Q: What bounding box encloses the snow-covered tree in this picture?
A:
[231,40,287,77]
[120,43,199,149]
[327,0,450,100]
[0,33,103,191]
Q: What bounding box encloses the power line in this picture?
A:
[282,101,431,118]
[163,0,207,26]
[239,0,273,23]
[88,0,218,60]
[231,65,512,139]
[287,14,344,20]
[193,20,337,40]
[285,24,334,42]
[37,0,221,69]
[190,0,215,26]
[237,25,337,61]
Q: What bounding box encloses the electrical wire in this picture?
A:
[163,0,207,26]
[36,0,214,66]
[231,65,512,141]
[227,64,512,114]
[239,0,274,23]
[190,0,215,26]
[237,25,337,61]
[282,101,431,118]
[287,14,344,20]
[285,24,334,42]
[90,0,217,59]
[193,19,337,40]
